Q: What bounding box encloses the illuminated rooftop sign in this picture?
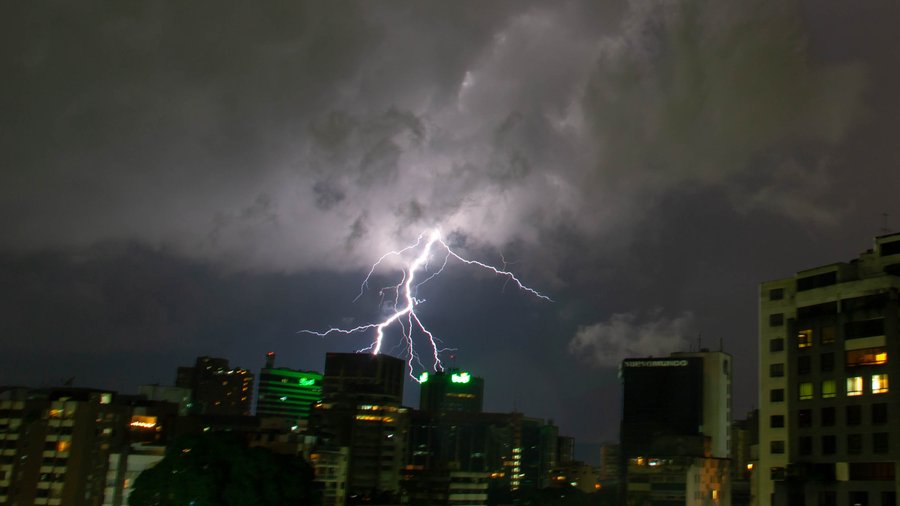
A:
[451,372,471,384]
[298,377,316,387]
[419,372,429,383]
[623,359,689,368]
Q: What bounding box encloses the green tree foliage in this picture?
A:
[129,433,316,506]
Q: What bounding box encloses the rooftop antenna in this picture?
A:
[697,333,702,352]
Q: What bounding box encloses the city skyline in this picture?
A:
[3,0,900,447]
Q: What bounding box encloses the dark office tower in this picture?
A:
[418,368,485,413]
[557,436,576,465]
[759,234,900,506]
[520,417,559,490]
[312,353,408,504]
[620,351,732,506]
[0,388,129,506]
[321,352,404,404]
[256,352,322,427]
[175,356,253,415]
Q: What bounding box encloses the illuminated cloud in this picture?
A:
[0,0,866,280]
[568,310,695,367]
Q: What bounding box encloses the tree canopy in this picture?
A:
[129,433,316,506]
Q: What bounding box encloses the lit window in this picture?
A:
[821,380,836,398]
[847,376,864,396]
[799,382,814,400]
[846,347,888,367]
[872,374,889,394]
[797,329,813,348]
[56,440,69,453]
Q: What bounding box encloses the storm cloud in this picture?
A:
[1,0,864,277]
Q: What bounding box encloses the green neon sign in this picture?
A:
[419,372,429,383]
[298,378,316,387]
[451,372,471,384]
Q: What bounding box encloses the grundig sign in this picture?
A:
[623,359,689,367]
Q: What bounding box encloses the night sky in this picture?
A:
[2,1,899,453]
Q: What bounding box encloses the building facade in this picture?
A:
[311,352,409,504]
[0,388,128,506]
[419,369,485,413]
[175,356,253,416]
[758,234,900,506]
[620,351,733,506]
[256,352,323,427]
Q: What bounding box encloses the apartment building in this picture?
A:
[759,234,900,506]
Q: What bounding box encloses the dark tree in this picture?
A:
[129,433,316,506]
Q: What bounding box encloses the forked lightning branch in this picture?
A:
[300,228,550,381]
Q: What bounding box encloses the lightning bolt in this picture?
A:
[300,228,550,381]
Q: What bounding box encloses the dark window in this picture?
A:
[820,352,835,372]
[770,415,785,428]
[873,433,889,454]
[845,319,885,340]
[821,325,836,344]
[798,409,813,427]
[872,403,888,424]
[848,434,863,454]
[770,338,785,352]
[821,407,835,426]
[850,463,894,481]
[770,288,785,300]
[847,405,862,426]
[799,436,813,456]
[843,293,889,313]
[882,492,896,506]
[771,389,785,402]
[798,301,838,319]
[770,363,785,377]
[880,240,900,256]
[822,435,836,455]
[851,491,869,506]
[770,440,785,454]
[771,467,786,480]
[797,271,837,291]
[798,356,812,375]
[770,313,785,327]
[819,491,837,506]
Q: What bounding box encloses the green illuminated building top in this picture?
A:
[419,368,484,413]
[256,352,323,425]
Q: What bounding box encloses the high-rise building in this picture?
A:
[256,352,322,427]
[175,356,253,416]
[0,387,129,506]
[419,368,485,413]
[620,351,733,506]
[311,352,409,504]
[758,234,900,506]
[406,410,524,497]
[520,417,558,490]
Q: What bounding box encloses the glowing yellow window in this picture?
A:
[872,374,889,394]
[799,382,814,400]
[797,329,813,348]
[56,440,70,452]
[821,380,836,398]
[847,376,864,396]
